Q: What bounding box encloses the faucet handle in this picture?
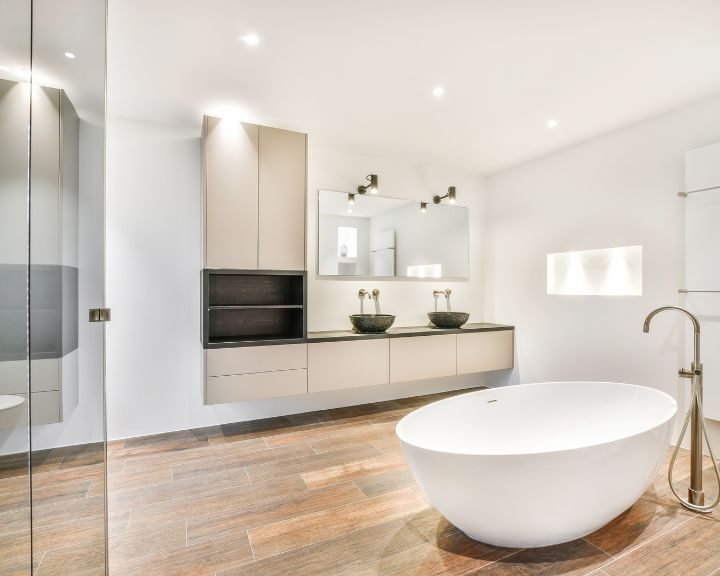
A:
[433,289,445,297]
[358,289,369,299]
[445,288,452,296]
[372,289,380,297]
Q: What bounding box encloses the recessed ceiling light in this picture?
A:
[64,52,76,59]
[432,86,445,98]
[240,34,260,46]
[546,118,558,128]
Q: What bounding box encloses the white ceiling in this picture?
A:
[108,0,720,174]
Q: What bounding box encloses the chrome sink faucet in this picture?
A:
[433,289,452,312]
[358,289,371,314]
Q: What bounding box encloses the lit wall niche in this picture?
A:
[547,245,642,296]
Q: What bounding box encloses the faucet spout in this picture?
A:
[643,305,700,335]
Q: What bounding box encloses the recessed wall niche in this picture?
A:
[546,245,642,296]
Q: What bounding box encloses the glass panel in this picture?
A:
[0,0,32,573]
[29,0,107,574]
[318,189,470,278]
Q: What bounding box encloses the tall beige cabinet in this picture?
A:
[202,116,306,271]
[201,117,308,405]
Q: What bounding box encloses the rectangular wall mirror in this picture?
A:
[318,189,469,279]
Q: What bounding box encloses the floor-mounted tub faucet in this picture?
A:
[358,289,371,314]
[643,305,720,512]
[433,289,452,312]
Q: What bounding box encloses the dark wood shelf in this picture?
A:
[202,269,307,348]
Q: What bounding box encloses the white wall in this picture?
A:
[106,119,489,441]
[482,95,720,436]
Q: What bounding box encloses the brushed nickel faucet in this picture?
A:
[643,305,719,512]
[433,289,452,312]
[358,289,371,314]
[371,289,381,314]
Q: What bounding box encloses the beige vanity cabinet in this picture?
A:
[204,344,307,404]
[457,331,514,374]
[308,339,389,393]
[389,334,457,383]
[202,117,307,271]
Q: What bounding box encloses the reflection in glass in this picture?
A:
[0,0,32,573]
[318,189,470,278]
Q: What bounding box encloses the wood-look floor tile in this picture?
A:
[301,452,407,490]
[343,530,513,576]
[0,529,30,563]
[404,507,460,543]
[118,436,268,475]
[309,425,398,454]
[110,529,253,576]
[602,516,720,575]
[31,463,104,490]
[218,516,428,576]
[34,537,106,576]
[30,495,105,529]
[248,486,428,560]
[57,444,105,470]
[108,467,250,510]
[108,509,131,537]
[207,416,328,446]
[0,479,90,513]
[353,468,416,498]
[126,474,307,531]
[171,443,312,481]
[472,539,612,576]
[584,498,694,557]
[33,514,106,555]
[186,481,365,545]
[247,444,381,483]
[263,420,378,449]
[109,520,186,563]
[118,429,210,457]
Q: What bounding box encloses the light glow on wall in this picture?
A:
[407,264,442,278]
[547,245,642,296]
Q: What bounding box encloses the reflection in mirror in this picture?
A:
[318,189,469,278]
[0,0,32,573]
[28,0,107,573]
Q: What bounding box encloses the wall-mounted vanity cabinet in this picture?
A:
[202,117,307,271]
[204,325,514,405]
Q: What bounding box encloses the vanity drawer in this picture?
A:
[457,330,514,374]
[308,339,389,393]
[205,344,307,377]
[205,369,307,404]
[390,334,456,383]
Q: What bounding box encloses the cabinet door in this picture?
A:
[205,344,307,377]
[308,339,389,393]
[203,116,259,269]
[457,330,514,374]
[206,369,307,404]
[390,335,456,383]
[258,126,306,270]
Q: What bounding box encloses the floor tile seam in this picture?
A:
[31,550,46,576]
[593,511,698,569]
[261,424,379,450]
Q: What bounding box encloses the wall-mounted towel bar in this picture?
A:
[678,185,720,197]
[679,289,720,294]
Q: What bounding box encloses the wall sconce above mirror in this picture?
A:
[318,189,469,279]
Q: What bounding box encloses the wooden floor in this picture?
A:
[3,388,720,576]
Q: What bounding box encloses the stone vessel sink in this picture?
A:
[428,311,470,329]
[350,314,396,333]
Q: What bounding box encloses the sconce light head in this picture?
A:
[358,174,378,195]
[348,193,355,206]
[433,186,457,205]
[420,202,427,213]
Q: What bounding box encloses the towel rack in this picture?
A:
[679,289,720,294]
[678,185,720,197]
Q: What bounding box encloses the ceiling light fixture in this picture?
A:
[357,174,378,195]
[546,118,558,128]
[64,52,76,59]
[433,186,456,205]
[432,86,445,98]
[241,34,260,46]
[420,202,427,213]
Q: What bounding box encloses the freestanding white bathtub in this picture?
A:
[396,382,677,548]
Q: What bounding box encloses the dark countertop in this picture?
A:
[306,322,514,343]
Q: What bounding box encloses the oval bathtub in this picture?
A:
[396,382,677,548]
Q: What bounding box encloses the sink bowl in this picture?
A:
[428,311,470,329]
[0,395,25,412]
[350,314,396,333]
